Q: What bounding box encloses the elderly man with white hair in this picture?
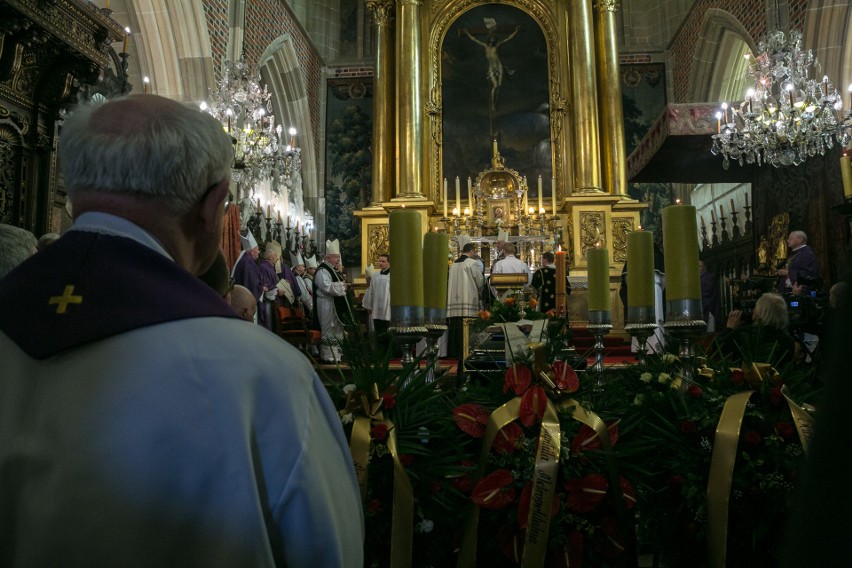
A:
[777,230,820,293]
[0,223,37,279]
[0,95,363,567]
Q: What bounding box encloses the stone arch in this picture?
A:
[688,9,756,103]
[802,0,852,109]
[259,36,318,223]
[121,0,215,102]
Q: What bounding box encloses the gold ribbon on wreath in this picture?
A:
[708,362,808,568]
[341,384,414,567]
[458,345,615,568]
[780,384,815,455]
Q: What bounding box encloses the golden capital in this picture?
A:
[366,0,394,25]
[396,0,423,6]
[594,0,621,13]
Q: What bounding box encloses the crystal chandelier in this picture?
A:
[711,30,852,169]
[201,57,300,192]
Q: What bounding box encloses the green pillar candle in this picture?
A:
[586,247,610,311]
[389,209,424,308]
[422,232,449,310]
[626,231,655,308]
[662,204,701,301]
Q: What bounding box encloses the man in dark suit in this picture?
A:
[777,230,820,293]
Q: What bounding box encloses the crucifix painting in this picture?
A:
[441,4,551,202]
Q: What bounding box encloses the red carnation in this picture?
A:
[371,423,389,441]
[520,385,548,427]
[453,403,490,438]
[471,469,517,510]
[492,422,524,454]
[551,360,580,393]
[687,384,703,398]
[565,473,608,513]
[504,364,533,396]
[517,481,561,528]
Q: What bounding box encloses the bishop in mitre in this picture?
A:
[312,239,352,362]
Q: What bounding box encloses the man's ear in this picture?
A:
[198,180,229,231]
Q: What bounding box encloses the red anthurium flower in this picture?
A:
[371,423,389,441]
[503,364,533,396]
[448,460,476,493]
[492,422,524,454]
[731,368,745,386]
[551,360,580,393]
[769,386,784,406]
[399,453,414,467]
[382,391,397,409]
[517,482,561,529]
[551,531,584,568]
[619,477,637,510]
[599,516,627,560]
[743,430,763,447]
[565,473,608,513]
[497,525,524,563]
[776,421,795,440]
[570,421,620,453]
[453,403,490,438]
[687,384,703,398]
[471,469,516,510]
[519,385,548,427]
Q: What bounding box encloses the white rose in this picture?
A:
[640,372,653,383]
[657,372,671,384]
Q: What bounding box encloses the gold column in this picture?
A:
[568,0,602,195]
[595,0,628,197]
[395,0,425,199]
[367,0,395,205]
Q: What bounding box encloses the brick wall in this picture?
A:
[202,0,229,74]
[620,53,653,64]
[330,66,374,78]
[670,0,808,102]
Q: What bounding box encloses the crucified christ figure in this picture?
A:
[462,25,521,112]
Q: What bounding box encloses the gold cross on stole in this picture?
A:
[49,285,83,314]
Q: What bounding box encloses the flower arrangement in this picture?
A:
[325,331,815,567]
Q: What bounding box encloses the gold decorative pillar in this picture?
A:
[367,0,395,206]
[595,0,628,197]
[568,0,602,195]
[395,0,425,199]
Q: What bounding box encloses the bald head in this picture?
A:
[230,285,257,321]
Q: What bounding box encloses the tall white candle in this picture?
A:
[538,176,543,212]
[455,177,461,213]
[467,177,473,212]
[443,178,448,218]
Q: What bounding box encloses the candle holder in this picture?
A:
[710,220,719,246]
[731,210,741,239]
[663,298,706,385]
[587,310,612,383]
[423,308,448,383]
[624,306,658,366]
[390,305,427,366]
[719,214,729,243]
[743,204,752,233]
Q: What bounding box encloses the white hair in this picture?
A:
[58,96,233,214]
[0,224,38,278]
[790,230,807,244]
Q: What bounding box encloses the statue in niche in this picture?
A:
[461,21,521,112]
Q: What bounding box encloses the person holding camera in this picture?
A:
[715,292,797,367]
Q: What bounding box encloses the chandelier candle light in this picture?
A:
[390,209,427,363]
[711,30,852,169]
[625,230,658,364]
[662,204,705,383]
[586,246,611,377]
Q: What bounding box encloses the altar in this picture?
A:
[353,0,648,333]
